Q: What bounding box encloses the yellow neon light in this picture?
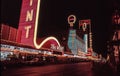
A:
[38,36,60,48]
[33,0,60,49]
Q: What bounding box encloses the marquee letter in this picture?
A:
[26,10,33,21]
[25,25,31,38]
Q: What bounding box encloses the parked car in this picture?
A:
[25,58,40,65]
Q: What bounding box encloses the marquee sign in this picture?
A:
[18,0,60,49]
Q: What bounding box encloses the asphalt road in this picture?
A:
[1,62,116,76]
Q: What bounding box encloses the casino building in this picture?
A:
[1,0,98,61]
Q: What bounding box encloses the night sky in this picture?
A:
[1,0,120,57]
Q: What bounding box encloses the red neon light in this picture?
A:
[17,0,60,49]
[17,0,38,47]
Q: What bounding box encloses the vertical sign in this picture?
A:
[79,19,93,54]
[17,0,60,49]
[17,0,39,46]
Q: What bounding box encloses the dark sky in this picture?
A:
[1,0,120,56]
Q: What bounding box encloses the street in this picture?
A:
[1,62,116,76]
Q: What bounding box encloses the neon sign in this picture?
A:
[18,0,60,49]
[68,15,76,27]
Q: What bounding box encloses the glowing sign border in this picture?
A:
[33,0,60,49]
[68,15,76,27]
